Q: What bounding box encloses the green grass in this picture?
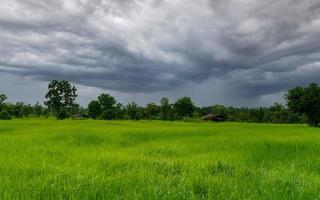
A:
[0,120,320,199]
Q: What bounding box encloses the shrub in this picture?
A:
[101,109,116,120]
[57,110,69,120]
[0,110,12,120]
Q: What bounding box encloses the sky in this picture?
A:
[0,0,319,107]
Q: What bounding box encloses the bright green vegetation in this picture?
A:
[0,120,320,199]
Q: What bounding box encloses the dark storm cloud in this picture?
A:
[0,0,320,101]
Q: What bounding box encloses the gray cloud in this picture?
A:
[0,0,320,106]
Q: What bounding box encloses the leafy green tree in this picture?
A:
[88,100,102,119]
[286,83,320,127]
[42,107,50,119]
[146,103,160,120]
[12,102,25,118]
[173,97,195,119]
[191,111,200,119]
[249,107,269,123]
[0,110,11,120]
[237,108,251,122]
[226,107,239,121]
[98,93,117,120]
[0,94,6,103]
[33,102,43,117]
[269,103,288,123]
[198,106,211,117]
[98,94,116,110]
[160,97,171,121]
[211,105,229,119]
[0,94,7,111]
[57,109,69,120]
[115,103,126,120]
[44,80,79,119]
[101,109,117,120]
[88,93,119,120]
[126,102,140,120]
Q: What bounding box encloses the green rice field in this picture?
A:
[0,120,320,199]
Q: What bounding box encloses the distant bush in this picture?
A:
[57,110,69,120]
[183,117,202,122]
[0,110,12,120]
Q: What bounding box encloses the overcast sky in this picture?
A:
[0,0,319,107]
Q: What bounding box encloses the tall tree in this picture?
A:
[173,97,195,119]
[88,100,102,119]
[146,103,160,120]
[0,94,11,120]
[98,94,116,110]
[44,80,78,119]
[33,102,43,117]
[160,97,170,121]
[12,102,25,118]
[286,83,320,127]
[211,105,229,119]
[87,93,118,120]
[269,103,288,123]
[98,93,117,120]
[115,103,125,120]
[0,94,7,111]
[126,102,140,120]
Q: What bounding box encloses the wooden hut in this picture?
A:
[201,114,226,122]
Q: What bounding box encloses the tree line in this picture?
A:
[0,80,319,127]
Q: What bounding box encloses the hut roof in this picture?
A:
[201,114,226,122]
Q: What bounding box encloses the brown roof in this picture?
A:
[201,114,226,121]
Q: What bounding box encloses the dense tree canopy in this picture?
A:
[0,81,318,126]
[44,80,79,119]
[211,105,229,119]
[0,94,7,110]
[160,97,171,121]
[0,94,6,103]
[88,100,101,119]
[146,103,160,120]
[98,94,116,110]
[286,83,320,127]
[173,97,195,119]
[88,93,119,120]
[0,94,11,120]
[126,102,140,120]
[33,102,44,117]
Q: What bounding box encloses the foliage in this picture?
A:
[1,82,318,125]
[146,103,160,120]
[88,93,119,120]
[57,109,69,120]
[211,105,229,119]
[44,80,79,119]
[98,94,116,109]
[0,110,11,120]
[269,103,288,123]
[0,94,305,123]
[0,94,7,111]
[98,94,117,120]
[33,102,43,117]
[88,100,101,119]
[101,109,117,120]
[126,102,141,120]
[114,103,126,120]
[0,95,11,120]
[12,102,25,118]
[160,97,171,121]
[0,94,7,104]
[173,97,195,119]
[286,83,320,127]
